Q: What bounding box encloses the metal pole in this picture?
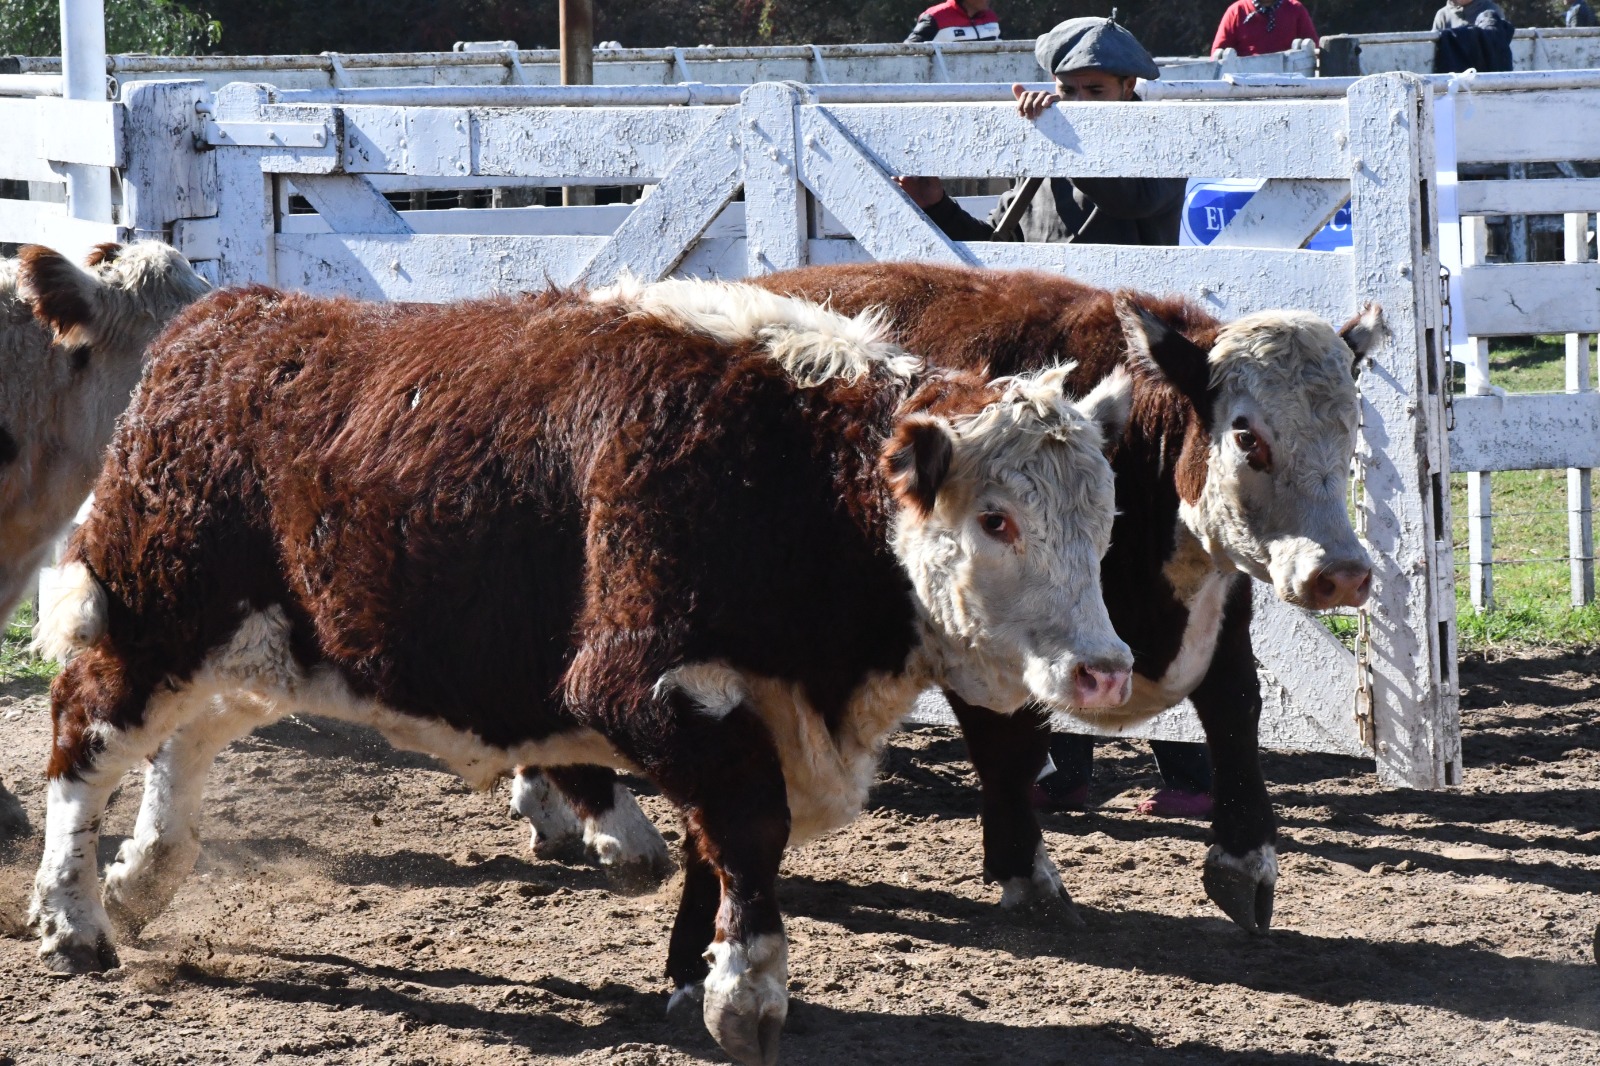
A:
[560,0,595,207]
[59,0,114,223]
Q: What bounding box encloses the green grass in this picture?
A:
[1449,335,1600,653]
[1,600,59,685]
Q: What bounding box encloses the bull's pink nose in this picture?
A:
[1074,663,1132,708]
[1309,563,1373,609]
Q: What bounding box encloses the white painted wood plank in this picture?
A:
[1458,178,1600,217]
[36,98,124,167]
[0,197,123,260]
[796,107,973,266]
[292,174,411,234]
[1210,179,1348,250]
[0,98,65,181]
[274,232,609,299]
[1459,262,1600,337]
[1454,89,1600,164]
[815,99,1350,180]
[578,107,743,285]
[339,105,729,181]
[741,83,808,275]
[121,80,216,240]
[1450,392,1600,471]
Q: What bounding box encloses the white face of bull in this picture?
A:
[1123,302,1380,611]
[886,366,1135,714]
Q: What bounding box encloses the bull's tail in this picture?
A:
[31,560,107,663]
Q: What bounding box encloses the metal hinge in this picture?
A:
[203,120,330,149]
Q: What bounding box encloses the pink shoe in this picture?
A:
[1136,788,1213,819]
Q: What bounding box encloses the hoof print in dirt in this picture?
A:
[1203,845,1277,934]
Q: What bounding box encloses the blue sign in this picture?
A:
[1180,179,1351,251]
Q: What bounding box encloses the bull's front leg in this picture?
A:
[510,766,672,885]
[1189,577,1278,933]
[951,694,1078,918]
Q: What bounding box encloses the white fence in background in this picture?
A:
[2,38,1317,95]
[1321,26,1600,77]
[1441,84,1600,611]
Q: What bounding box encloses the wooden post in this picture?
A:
[1568,210,1596,607]
[1347,73,1461,788]
[740,82,808,276]
[1461,213,1494,611]
[560,0,596,207]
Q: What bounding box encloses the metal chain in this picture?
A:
[1439,264,1457,430]
[1351,352,1376,751]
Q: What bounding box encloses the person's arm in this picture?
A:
[1212,4,1240,55]
[924,190,1007,241]
[905,13,939,43]
[1432,8,1451,31]
[1069,176,1187,221]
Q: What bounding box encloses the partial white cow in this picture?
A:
[0,242,209,837]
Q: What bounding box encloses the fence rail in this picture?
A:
[1322,26,1600,77]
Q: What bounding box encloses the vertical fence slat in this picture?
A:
[740,83,808,276]
[1461,214,1495,611]
[1567,210,1596,607]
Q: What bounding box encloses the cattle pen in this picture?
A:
[2,3,1598,1065]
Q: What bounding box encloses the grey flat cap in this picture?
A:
[1035,17,1161,80]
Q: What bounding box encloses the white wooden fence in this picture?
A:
[1321,26,1600,77]
[2,38,1318,96]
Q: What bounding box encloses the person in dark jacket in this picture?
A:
[896,17,1187,248]
[1568,1,1598,28]
[1433,0,1516,72]
[906,0,1000,43]
[896,17,1211,819]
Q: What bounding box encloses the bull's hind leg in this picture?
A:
[30,650,188,973]
[103,694,262,938]
[512,767,672,882]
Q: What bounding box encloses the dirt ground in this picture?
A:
[0,651,1596,1066]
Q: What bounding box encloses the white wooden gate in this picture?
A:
[109,73,1456,788]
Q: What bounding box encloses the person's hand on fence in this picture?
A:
[894,175,946,208]
[1012,82,1062,119]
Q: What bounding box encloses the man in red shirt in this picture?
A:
[906,0,1001,43]
[1211,0,1318,57]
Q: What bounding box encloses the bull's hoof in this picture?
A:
[0,783,30,840]
[584,788,673,891]
[1203,843,1278,934]
[995,842,1084,926]
[40,931,119,974]
[703,935,787,1066]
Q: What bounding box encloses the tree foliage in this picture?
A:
[0,0,220,56]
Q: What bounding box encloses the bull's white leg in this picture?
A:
[102,696,256,938]
[509,769,584,858]
[30,769,132,972]
[997,840,1082,924]
[584,782,671,874]
[703,932,788,1066]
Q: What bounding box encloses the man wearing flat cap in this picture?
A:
[896,17,1187,246]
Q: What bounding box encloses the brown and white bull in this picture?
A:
[30,276,1142,1064]
[515,262,1381,935]
[0,242,208,837]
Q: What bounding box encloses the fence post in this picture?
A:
[120,80,216,242]
[210,83,277,287]
[1461,214,1494,611]
[740,82,808,276]
[1568,210,1596,607]
[1347,72,1461,788]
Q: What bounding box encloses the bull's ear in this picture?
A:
[883,416,953,517]
[1340,303,1386,377]
[16,245,106,348]
[1073,366,1133,456]
[1115,293,1212,419]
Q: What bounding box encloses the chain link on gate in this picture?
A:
[1350,371,1377,750]
[1440,264,1457,430]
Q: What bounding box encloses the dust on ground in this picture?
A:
[1,650,1597,1065]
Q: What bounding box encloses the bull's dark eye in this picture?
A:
[978,511,1019,545]
[1235,429,1258,451]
